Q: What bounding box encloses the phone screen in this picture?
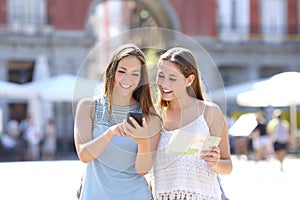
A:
[127,112,143,128]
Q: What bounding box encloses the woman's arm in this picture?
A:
[74,98,119,163]
[136,115,161,176]
[203,103,233,175]
[124,115,162,176]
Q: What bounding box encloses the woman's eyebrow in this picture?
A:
[117,66,127,70]
[117,66,141,73]
[169,74,178,77]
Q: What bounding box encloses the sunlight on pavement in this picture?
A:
[1,156,300,200]
[219,155,300,200]
[0,160,84,200]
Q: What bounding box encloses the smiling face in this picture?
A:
[156,60,190,102]
[113,55,142,97]
[156,47,205,107]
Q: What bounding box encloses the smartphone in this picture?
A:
[127,112,143,128]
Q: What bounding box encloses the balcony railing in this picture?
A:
[217,23,300,42]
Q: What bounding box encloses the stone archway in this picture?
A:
[133,0,181,29]
[84,0,181,38]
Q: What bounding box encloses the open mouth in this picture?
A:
[162,88,173,94]
[120,83,131,89]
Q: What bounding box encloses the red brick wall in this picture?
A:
[47,0,91,30]
[169,0,216,36]
[287,0,298,34]
[0,0,6,26]
[250,0,260,35]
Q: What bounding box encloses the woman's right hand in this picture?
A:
[107,123,127,138]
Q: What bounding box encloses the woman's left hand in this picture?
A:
[122,117,150,146]
[201,147,221,169]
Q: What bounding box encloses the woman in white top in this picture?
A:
[153,47,232,200]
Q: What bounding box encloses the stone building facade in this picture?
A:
[0,0,299,152]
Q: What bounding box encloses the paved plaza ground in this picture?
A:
[220,154,300,200]
[0,154,299,200]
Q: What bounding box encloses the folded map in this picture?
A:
[166,129,221,156]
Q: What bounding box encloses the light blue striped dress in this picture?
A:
[80,97,152,200]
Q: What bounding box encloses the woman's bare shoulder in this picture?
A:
[200,100,222,113]
[199,100,225,124]
[78,97,95,105]
[76,98,96,116]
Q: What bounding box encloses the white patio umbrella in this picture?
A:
[210,78,268,103]
[24,74,102,102]
[30,54,53,131]
[23,74,102,150]
[33,54,50,81]
[237,71,300,138]
[0,80,37,100]
[229,113,258,137]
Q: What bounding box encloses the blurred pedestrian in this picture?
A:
[74,44,161,199]
[1,119,20,160]
[19,114,31,160]
[251,113,272,162]
[42,118,57,160]
[226,111,236,154]
[24,118,41,161]
[267,109,290,171]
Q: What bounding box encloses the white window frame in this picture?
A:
[260,0,287,43]
[218,0,250,42]
[7,0,46,33]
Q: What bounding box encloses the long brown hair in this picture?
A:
[104,43,155,116]
[157,47,206,107]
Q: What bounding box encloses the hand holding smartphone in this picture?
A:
[127,112,143,128]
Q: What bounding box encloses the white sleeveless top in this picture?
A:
[153,107,221,200]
